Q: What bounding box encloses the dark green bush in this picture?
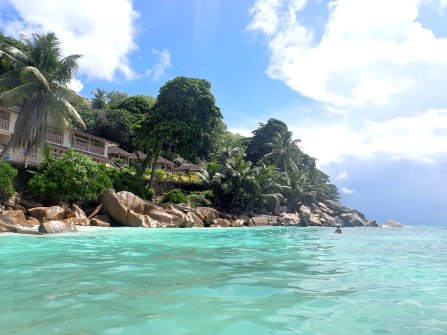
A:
[107,169,154,200]
[0,161,17,201]
[188,191,212,207]
[162,189,187,204]
[28,150,112,203]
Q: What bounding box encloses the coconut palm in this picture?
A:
[245,162,289,212]
[263,131,303,173]
[0,32,87,160]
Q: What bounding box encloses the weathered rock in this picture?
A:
[2,209,27,222]
[66,204,87,219]
[26,217,41,226]
[63,217,90,226]
[95,213,112,224]
[194,207,219,226]
[381,219,403,228]
[299,205,312,226]
[20,199,43,209]
[238,214,251,225]
[87,204,104,219]
[0,217,42,235]
[90,218,111,227]
[210,218,230,227]
[28,206,65,222]
[250,215,278,226]
[231,219,245,227]
[319,212,338,226]
[38,220,77,234]
[309,214,323,226]
[278,213,300,226]
[324,200,352,215]
[338,212,367,227]
[0,212,28,227]
[185,211,204,227]
[101,189,184,228]
[218,212,232,220]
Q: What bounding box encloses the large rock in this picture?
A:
[250,215,278,226]
[210,218,230,227]
[101,189,184,228]
[28,206,65,222]
[0,212,29,227]
[90,218,111,227]
[338,212,367,227]
[278,213,300,226]
[193,207,219,226]
[381,219,404,228]
[20,199,43,209]
[63,217,90,226]
[66,204,87,219]
[38,220,77,234]
[309,214,323,226]
[299,205,312,226]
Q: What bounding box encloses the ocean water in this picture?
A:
[1,226,446,335]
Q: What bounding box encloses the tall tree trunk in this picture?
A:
[0,136,14,161]
[148,145,161,188]
[136,154,153,179]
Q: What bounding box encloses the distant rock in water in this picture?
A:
[381,219,404,228]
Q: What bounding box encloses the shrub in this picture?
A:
[154,169,166,179]
[0,161,17,201]
[28,150,112,203]
[188,191,212,207]
[108,169,154,200]
[162,189,187,204]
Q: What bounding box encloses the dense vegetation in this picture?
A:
[1,32,339,213]
[0,161,17,201]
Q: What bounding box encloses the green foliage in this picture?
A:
[28,150,112,203]
[162,189,187,204]
[188,191,212,207]
[0,161,17,200]
[0,32,88,159]
[153,169,166,179]
[115,95,155,115]
[107,168,154,200]
[91,88,107,110]
[245,118,289,165]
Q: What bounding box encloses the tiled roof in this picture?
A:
[173,163,203,172]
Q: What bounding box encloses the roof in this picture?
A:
[173,163,204,172]
[108,146,136,157]
[134,151,147,160]
[155,156,175,165]
[73,130,118,146]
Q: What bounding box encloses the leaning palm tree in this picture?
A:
[0,32,87,160]
[263,131,303,173]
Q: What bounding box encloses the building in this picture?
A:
[0,106,117,166]
[173,163,204,175]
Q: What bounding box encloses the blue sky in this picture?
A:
[1,0,447,225]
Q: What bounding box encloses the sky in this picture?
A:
[1,0,446,225]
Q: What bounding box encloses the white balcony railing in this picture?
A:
[0,119,10,131]
[46,132,64,145]
[72,139,105,156]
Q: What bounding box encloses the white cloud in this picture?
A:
[145,48,171,81]
[248,0,447,108]
[2,0,139,81]
[341,186,354,194]
[290,109,447,165]
[336,171,348,180]
[229,128,253,137]
[68,78,84,93]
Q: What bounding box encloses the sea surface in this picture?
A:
[1,226,446,335]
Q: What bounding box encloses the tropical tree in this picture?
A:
[263,130,303,172]
[91,88,107,110]
[245,118,289,165]
[0,32,87,160]
[245,162,288,212]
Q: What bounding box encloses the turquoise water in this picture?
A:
[1,226,447,335]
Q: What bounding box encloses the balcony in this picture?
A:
[46,132,64,145]
[72,139,105,156]
[0,118,10,131]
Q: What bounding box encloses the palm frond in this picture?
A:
[53,85,90,109]
[21,66,50,91]
[0,77,21,92]
[0,83,37,106]
[57,54,81,83]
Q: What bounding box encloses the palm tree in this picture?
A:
[91,88,107,110]
[0,32,87,160]
[245,162,289,212]
[263,131,303,173]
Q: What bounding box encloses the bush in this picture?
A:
[28,150,112,203]
[154,169,166,179]
[188,191,212,207]
[108,169,154,200]
[0,161,17,201]
[162,189,187,204]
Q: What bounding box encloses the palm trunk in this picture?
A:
[148,146,161,188]
[0,137,14,161]
[136,154,153,179]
